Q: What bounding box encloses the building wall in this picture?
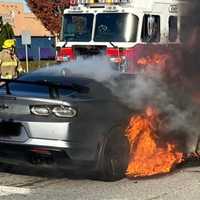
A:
[15,36,56,60]
[0,2,56,60]
[0,2,52,36]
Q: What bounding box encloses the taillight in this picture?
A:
[56,55,71,62]
[106,48,127,72]
[52,106,77,118]
[106,48,122,57]
[109,56,127,64]
[30,106,50,116]
[30,105,77,118]
[106,46,143,73]
[56,47,75,62]
[106,48,128,64]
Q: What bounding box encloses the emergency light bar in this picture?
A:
[69,0,130,6]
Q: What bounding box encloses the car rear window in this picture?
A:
[8,75,81,97]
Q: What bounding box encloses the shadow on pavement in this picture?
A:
[0,163,90,180]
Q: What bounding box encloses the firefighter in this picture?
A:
[0,39,24,79]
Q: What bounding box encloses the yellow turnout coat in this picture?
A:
[0,49,23,79]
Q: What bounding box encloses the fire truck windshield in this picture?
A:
[62,14,94,42]
[94,13,138,42]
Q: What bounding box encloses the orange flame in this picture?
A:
[137,53,169,66]
[125,106,184,177]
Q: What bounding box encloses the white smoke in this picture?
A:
[34,55,200,152]
[34,56,119,82]
[111,66,200,152]
[111,68,169,109]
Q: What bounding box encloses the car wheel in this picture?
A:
[97,127,129,181]
[0,163,14,172]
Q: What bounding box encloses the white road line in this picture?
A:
[0,186,31,196]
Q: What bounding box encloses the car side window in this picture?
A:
[180,16,190,42]
[169,16,178,42]
[141,14,160,43]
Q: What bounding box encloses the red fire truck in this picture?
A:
[56,0,188,73]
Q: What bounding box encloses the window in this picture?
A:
[94,13,138,42]
[180,16,190,42]
[7,74,78,97]
[169,16,178,42]
[62,14,94,42]
[141,15,160,42]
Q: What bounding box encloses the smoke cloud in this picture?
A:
[35,56,119,82]
[179,0,200,79]
[33,1,200,153]
[39,52,199,152]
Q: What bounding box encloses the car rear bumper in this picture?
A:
[0,143,98,172]
[0,120,102,173]
[0,137,79,148]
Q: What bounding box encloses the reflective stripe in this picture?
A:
[1,74,13,79]
[1,61,17,67]
[18,67,24,72]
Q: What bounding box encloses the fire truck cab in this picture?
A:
[56,0,188,73]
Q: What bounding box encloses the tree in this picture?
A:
[27,0,70,35]
[0,17,14,51]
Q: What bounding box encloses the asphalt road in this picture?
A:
[0,161,199,200]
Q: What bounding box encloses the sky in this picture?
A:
[0,0,31,12]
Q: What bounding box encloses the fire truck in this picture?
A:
[56,0,188,73]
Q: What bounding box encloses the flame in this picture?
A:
[137,53,169,66]
[125,106,184,177]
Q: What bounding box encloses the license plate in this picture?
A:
[0,122,21,137]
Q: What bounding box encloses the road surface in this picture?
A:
[0,161,200,200]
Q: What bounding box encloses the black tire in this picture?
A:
[0,163,14,173]
[97,127,129,181]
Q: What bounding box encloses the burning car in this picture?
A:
[0,67,131,181]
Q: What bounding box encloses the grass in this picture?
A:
[21,60,57,72]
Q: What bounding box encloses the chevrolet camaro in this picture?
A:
[0,67,131,181]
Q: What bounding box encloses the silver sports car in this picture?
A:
[0,67,131,181]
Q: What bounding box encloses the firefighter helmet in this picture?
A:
[2,39,16,49]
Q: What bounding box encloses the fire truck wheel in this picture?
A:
[97,127,129,181]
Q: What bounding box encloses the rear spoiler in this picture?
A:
[0,78,89,99]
